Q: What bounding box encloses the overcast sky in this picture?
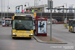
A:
[0,0,75,12]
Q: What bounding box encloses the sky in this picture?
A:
[0,0,75,12]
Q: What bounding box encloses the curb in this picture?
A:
[33,36,67,44]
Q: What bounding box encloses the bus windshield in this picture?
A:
[13,20,33,30]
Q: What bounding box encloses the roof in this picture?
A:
[69,19,75,20]
[26,4,48,9]
[3,18,12,20]
[14,13,35,18]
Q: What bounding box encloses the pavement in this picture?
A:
[33,24,68,44]
[33,36,67,44]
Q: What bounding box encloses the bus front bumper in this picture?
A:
[12,35,33,38]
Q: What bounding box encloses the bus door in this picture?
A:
[72,21,75,32]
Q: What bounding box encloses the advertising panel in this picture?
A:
[38,21,46,33]
[2,20,5,25]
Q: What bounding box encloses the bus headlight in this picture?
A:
[30,33,33,35]
[13,33,16,35]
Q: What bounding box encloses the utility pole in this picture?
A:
[48,0,53,41]
[74,8,75,19]
[41,1,43,17]
[1,0,2,23]
[63,5,64,21]
[34,0,38,6]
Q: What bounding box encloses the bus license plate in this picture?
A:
[21,36,24,37]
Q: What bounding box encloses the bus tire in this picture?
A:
[29,37,31,39]
[34,31,37,36]
[69,30,70,32]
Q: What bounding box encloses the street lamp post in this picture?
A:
[64,3,67,24]
[7,0,10,18]
[54,7,56,13]
[25,2,29,7]
[66,4,67,19]
[4,0,5,19]
[55,5,64,20]
[7,6,10,18]
[74,8,75,19]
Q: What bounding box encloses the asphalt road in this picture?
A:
[47,24,75,43]
[0,25,75,50]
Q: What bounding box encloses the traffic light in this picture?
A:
[27,10,29,12]
[17,7,20,13]
[26,9,29,12]
[32,9,34,13]
[22,10,24,13]
[17,10,19,13]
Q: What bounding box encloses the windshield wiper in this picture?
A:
[15,29,31,30]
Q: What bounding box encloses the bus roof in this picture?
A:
[14,13,33,16]
[14,13,34,18]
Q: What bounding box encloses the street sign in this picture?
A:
[48,0,53,9]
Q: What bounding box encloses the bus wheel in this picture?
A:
[29,37,31,39]
[69,30,70,32]
[34,31,37,36]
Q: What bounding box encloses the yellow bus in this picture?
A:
[68,19,75,32]
[12,14,33,39]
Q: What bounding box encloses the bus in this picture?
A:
[68,19,75,32]
[12,14,33,39]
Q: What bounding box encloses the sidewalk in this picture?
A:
[34,35,67,44]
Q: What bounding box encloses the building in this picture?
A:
[0,12,14,23]
[0,12,74,23]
